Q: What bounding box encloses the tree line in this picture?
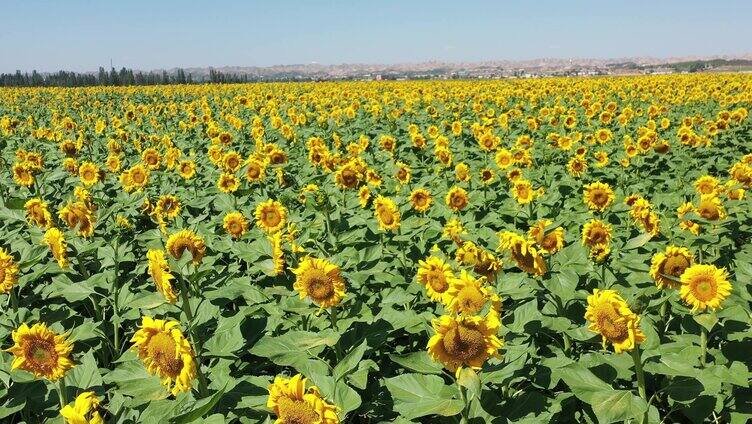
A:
[0,67,255,87]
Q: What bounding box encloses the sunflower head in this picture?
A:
[650,246,693,289]
[444,270,499,315]
[60,391,104,424]
[255,199,287,233]
[679,264,731,312]
[695,195,726,221]
[223,211,249,239]
[583,181,615,212]
[373,196,400,231]
[0,247,19,294]
[5,322,74,381]
[417,255,455,303]
[217,173,240,193]
[498,231,547,276]
[130,316,196,396]
[427,311,503,375]
[445,186,469,211]
[147,250,177,304]
[581,219,612,248]
[527,219,565,254]
[44,227,68,268]
[511,179,535,205]
[410,188,432,213]
[166,229,206,264]
[293,257,346,309]
[267,374,340,424]
[585,289,646,353]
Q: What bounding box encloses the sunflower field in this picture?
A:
[1,74,752,423]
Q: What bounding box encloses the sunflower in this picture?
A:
[679,264,731,312]
[217,173,240,193]
[511,179,535,205]
[166,229,206,263]
[120,164,149,192]
[269,231,285,276]
[480,168,495,185]
[0,248,19,294]
[334,164,361,189]
[219,211,247,239]
[141,148,161,169]
[25,198,54,229]
[455,163,470,182]
[427,311,503,375]
[416,256,454,302]
[245,158,266,183]
[155,195,181,220]
[130,316,196,396]
[498,231,547,276]
[395,161,411,185]
[44,227,68,268]
[583,182,615,212]
[222,151,243,172]
[13,163,34,187]
[581,219,612,248]
[494,148,514,169]
[358,186,371,208]
[695,195,726,221]
[255,199,287,233]
[106,154,121,173]
[585,289,646,353]
[147,250,177,304]
[58,202,95,238]
[373,196,400,231]
[445,186,469,211]
[292,257,346,309]
[567,156,588,178]
[650,246,693,289]
[5,322,74,381]
[178,160,197,179]
[410,188,432,213]
[444,270,500,315]
[60,391,104,424]
[527,219,565,254]
[694,175,720,195]
[442,218,465,244]
[267,374,340,424]
[589,243,611,263]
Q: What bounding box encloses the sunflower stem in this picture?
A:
[700,326,708,368]
[459,384,470,424]
[10,286,19,316]
[57,377,68,410]
[631,347,648,424]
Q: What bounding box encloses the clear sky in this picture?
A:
[1,0,751,73]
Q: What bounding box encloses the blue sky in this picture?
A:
[1,0,751,73]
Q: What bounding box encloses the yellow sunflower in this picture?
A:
[293,257,346,309]
[166,229,206,264]
[416,256,455,303]
[147,250,177,304]
[395,161,411,185]
[178,160,197,179]
[679,264,731,312]
[427,311,503,375]
[358,186,371,208]
[585,289,646,353]
[498,231,547,276]
[511,179,535,205]
[527,219,565,254]
[494,148,514,169]
[373,196,400,231]
[583,181,615,212]
[694,175,720,196]
[25,198,54,229]
[130,316,196,396]
[245,158,266,183]
[141,148,161,169]
[60,391,104,424]
[5,322,74,381]
[581,219,612,248]
[58,202,95,238]
[155,195,181,220]
[223,211,249,239]
[695,195,726,221]
[409,188,432,213]
[445,186,469,211]
[268,231,285,276]
[0,247,19,294]
[650,246,693,290]
[255,199,287,233]
[444,270,500,315]
[44,227,68,268]
[217,173,240,193]
[267,373,340,424]
[78,162,100,187]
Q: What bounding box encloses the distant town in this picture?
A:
[2,55,752,87]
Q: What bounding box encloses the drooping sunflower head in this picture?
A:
[5,322,74,381]
[223,211,249,239]
[427,312,503,374]
[583,181,615,212]
[527,219,565,254]
[650,246,693,289]
[410,188,432,213]
[130,316,196,396]
[445,186,469,211]
[417,255,455,303]
[268,231,285,276]
[60,391,104,424]
[581,219,612,248]
[44,227,68,268]
[358,185,371,208]
[679,264,731,312]
[373,196,400,231]
[24,198,54,229]
[498,231,547,276]
[146,249,177,304]
[585,289,646,353]
[255,199,287,233]
[0,247,19,294]
[166,229,206,264]
[293,257,346,309]
[267,374,340,424]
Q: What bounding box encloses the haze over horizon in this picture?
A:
[2,0,751,74]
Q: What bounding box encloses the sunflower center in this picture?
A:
[541,234,559,251]
[426,270,449,293]
[263,210,281,227]
[595,307,629,343]
[455,286,485,314]
[697,201,720,220]
[305,270,334,301]
[588,228,608,245]
[663,255,690,276]
[147,332,184,378]
[691,277,717,302]
[591,190,607,206]
[443,324,485,362]
[378,208,395,225]
[23,338,58,373]
[277,396,319,424]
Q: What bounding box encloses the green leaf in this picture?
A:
[170,386,226,424]
[389,351,444,374]
[384,373,464,419]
